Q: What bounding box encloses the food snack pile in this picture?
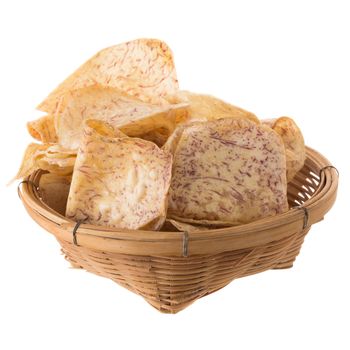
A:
[15,38,306,231]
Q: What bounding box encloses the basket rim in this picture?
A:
[19,146,338,257]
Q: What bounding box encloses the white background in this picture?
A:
[1,1,349,349]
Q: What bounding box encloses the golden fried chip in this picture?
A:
[139,127,170,147]
[167,118,288,225]
[119,103,187,137]
[55,85,187,150]
[83,119,126,138]
[162,124,187,154]
[39,174,71,215]
[27,115,57,143]
[37,156,75,175]
[165,219,209,232]
[37,39,179,114]
[176,91,259,124]
[168,215,236,228]
[14,143,76,181]
[138,104,188,147]
[13,143,49,182]
[66,120,172,230]
[262,117,305,182]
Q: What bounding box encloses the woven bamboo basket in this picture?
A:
[18,146,338,313]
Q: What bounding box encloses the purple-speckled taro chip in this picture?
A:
[167,118,289,226]
[55,85,188,150]
[66,120,172,230]
[37,39,180,114]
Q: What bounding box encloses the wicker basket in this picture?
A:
[18,146,338,313]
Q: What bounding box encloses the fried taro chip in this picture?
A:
[66,120,172,230]
[167,118,288,225]
[27,114,57,143]
[138,106,188,147]
[175,91,259,124]
[14,143,76,181]
[262,117,305,182]
[162,124,187,154]
[167,215,236,228]
[55,85,188,150]
[139,127,170,147]
[37,39,179,114]
[162,219,205,232]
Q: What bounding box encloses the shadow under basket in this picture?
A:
[18,146,338,313]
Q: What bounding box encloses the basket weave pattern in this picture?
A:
[59,229,310,313]
[19,147,338,313]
